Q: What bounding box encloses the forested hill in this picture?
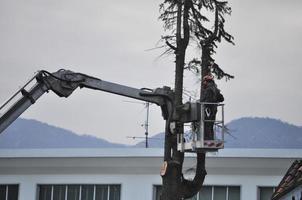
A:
[0,118,126,148]
[0,117,301,149]
[224,117,302,148]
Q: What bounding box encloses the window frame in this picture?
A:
[0,184,19,200]
[257,186,276,200]
[37,184,121,200]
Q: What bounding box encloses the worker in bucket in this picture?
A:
[200,74,224,140]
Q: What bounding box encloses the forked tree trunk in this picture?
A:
[161,1,206,200]
[161,0,233,198]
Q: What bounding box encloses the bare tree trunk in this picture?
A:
[160,0,233,198]
[161,1,207,200]
[161,1,185,199]
[200,45,212,96]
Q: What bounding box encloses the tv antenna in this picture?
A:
[123,100,151,148]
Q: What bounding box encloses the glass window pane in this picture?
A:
[39,185,52,200]
[0,185,6,200]
[95,185,108,200]
[228,186,240,200]
[81,185,94,200]
[109,185,120,200]
[199,186,212,200]
[154,186,162,200]
[67,185,80,200]
[259,187,274,200]
[7,185,19,200]
[213,186,226,200]
[53,185,66,200]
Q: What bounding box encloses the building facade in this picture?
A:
[0,148,301,200]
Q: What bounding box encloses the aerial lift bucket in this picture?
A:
[177,102,225,152]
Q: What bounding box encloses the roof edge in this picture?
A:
[0,148,302,158]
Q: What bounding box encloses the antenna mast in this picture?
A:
[124,100,151,148]
[144,102,150,148]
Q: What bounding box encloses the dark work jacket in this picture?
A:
[200,81,224,103]
[200,81,224,118]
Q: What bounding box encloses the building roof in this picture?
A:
[0,148,301,158]
[0,148,301,176]
[271,160,302,200]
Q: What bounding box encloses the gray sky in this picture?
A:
[0,0,301,144]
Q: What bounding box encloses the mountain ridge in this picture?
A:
[0,118,127,148]
[0,117,301,149]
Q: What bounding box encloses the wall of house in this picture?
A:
[0,148,301,200]
[0,173,283,200]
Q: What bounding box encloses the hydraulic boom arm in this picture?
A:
[0,69,223,152]
[0,69,174,134]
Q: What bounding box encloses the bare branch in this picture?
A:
[165,40,177,50]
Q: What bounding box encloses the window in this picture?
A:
[199,186,240,200]
[153,185,162,200]
[154,185,240,200]
[258,187,275,200]
[38,184,121,200]
[0,185,19,200]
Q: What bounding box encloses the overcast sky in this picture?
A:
[0,0,301,144]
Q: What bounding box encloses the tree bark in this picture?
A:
[161,1,185,199]
[162,1,207,200]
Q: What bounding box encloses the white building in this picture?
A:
[0,148,301,200]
